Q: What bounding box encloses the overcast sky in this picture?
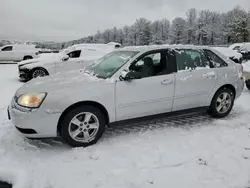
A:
[0,0,249,42]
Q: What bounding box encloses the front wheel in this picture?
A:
[31,68,48,79]
[208,88,234,118]
[60,105,106,147]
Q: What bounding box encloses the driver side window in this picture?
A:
[129,51,173,79]
[67,50,81,58]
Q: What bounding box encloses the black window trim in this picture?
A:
[129,49,177,77]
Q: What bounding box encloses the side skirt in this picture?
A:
[109,107,209,127]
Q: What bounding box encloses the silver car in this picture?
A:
[8,45,245,147]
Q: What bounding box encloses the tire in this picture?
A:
[23,56,33,60]
[60,105,106,147]
[208,88,235,118]
[31,68,48,79]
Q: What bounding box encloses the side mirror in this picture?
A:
[119,70,142,81]
[61,54,69,61]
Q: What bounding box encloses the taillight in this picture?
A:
[241,64,244,73]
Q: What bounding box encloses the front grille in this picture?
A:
[15,126,37,134]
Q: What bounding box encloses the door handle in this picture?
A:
[161,79,173,85]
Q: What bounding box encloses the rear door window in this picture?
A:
[175,49,210,71]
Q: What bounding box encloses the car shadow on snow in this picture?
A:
[25,110,240,149]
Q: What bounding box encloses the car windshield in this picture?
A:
[86,51,138,79]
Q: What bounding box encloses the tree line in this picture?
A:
[37,6,250,49]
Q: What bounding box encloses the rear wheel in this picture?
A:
[60,105,106,147]
[209,88,234,118]
[31,68,48,79]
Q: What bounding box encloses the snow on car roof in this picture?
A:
[213,47,242,59]
[228,43,244,50]
[240,43,250,51]
[117,44,212,52]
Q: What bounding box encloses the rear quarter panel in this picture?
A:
[205,59,244,106]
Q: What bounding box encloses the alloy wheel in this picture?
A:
[68,112,100,143]
[32,69,46,78]
[216,92,232,114]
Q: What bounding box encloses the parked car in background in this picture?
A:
[213,47,243,64]
[228,42,250,61]
[17,43,118,81]
[228,43,244,51]
[8,45,244,147]
[238,43,250,61]
[0,44,39,62]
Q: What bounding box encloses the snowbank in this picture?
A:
[243,60,250,73]
[0,168,29,188]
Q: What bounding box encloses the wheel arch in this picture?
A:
[215,84,236,98]
[57,101,110,136]
[23,55,33,60]
[207,84,236,106]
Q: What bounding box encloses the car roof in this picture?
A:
[116,44,212,53]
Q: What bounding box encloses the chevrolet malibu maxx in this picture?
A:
[8,45,244,147]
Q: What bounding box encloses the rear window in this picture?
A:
[204,50,228,67]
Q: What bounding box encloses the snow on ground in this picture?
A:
[0,65,250,188]
[243,60,250,73]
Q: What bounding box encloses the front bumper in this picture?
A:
[8,98,61,139]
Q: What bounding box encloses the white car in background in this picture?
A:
[213,47,243,64]
[0,44,39,63]
[228,43,244,51]
[18,43,119,81]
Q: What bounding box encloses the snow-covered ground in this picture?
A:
[243,60,250,73]
[0,64,250,188]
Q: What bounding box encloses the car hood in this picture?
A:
[18,58,58,67]
[18,53,63,66]
[15,70,114,96]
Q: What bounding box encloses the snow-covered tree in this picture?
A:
[220,13,232,44]
[160,18,171,43]
[134,18,152,45]
[186,8,197,44]
[151,20,164,44]
[170,17,187,44]
[197,10,212,45]
[210,12,221,45]
[228,6,249,42]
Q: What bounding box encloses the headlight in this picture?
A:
[17,93,47,108]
